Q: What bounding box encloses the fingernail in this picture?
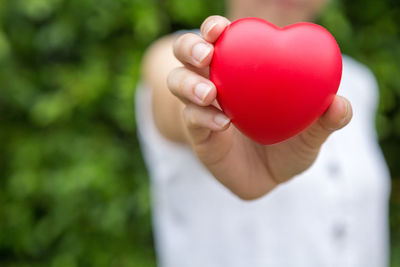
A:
[205,22,218,36]
[340,99,349,125]
[192,43,211,63]
[214,113,230,127]
[194,83,212,102]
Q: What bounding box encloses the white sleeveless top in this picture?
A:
[135,55,391,267]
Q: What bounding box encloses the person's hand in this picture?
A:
[167,15,353,200]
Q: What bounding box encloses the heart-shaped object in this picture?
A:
[210,17,342,145]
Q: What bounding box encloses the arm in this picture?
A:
[141,16,353,200]
[141,35,187,143]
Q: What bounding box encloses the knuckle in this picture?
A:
[181,33,195,44]
[318,117,338,132]
[297,132,321,157]
[180,73,199,96]
[173,34,192,56]
[178,34,198,48]
[183,105,197,127]
[167,67,183,94]
[173,35,184,55]
[167,68,178,86]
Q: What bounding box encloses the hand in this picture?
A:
[167,15,353,200]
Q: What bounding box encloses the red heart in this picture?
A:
[210,17,342,145]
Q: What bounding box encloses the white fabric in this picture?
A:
[135,55,391,267]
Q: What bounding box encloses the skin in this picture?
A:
[141,0,352,200]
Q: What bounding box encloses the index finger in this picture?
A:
[200,15,231,43]
[172,16,231,72]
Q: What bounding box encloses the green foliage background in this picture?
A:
[0,0,399,266]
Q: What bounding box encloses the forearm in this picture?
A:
[141,35,188,144]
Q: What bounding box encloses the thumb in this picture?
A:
[298,95,353,150]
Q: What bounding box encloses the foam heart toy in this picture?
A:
[210,17,342,145]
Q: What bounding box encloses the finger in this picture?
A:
[320,95,352,131]
[183,103,231,145]
[200,15,231,43]
[173,33,213,69]
[167,67,217,106]
[298,95,353,150]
